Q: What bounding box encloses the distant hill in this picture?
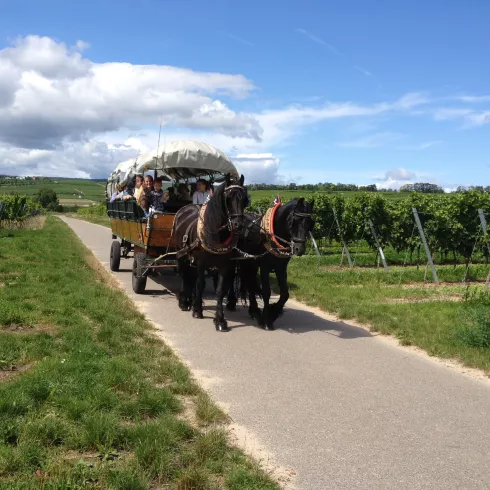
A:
[0,177,106,203]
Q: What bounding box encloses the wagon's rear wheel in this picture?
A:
[132,253,147,294]
[110,240,121,271]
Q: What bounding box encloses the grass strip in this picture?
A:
[0,217,278,489]
[287,257,490,372]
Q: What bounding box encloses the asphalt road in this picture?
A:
[61,217,490,490]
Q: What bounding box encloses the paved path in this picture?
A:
[61,217,490,490]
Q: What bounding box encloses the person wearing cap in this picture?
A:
[192,179,209,205]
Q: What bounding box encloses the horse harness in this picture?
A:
[175,185,244,259]
[260,202,312,258]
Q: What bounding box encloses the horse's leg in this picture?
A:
[212,268,219,293]
[269,262,289,328]
[226,264,237,311]
[245,262,261,321]
[259,263,272,330]
[214,265,231,332]
[177,258,190,311]
[192,262,205,319]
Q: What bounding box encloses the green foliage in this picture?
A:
[249,191,490,264]
[0,177,105,202]
[0,194,42,221]
[33,188,59,210]
[77,204,106,217]
[457,291,490,348]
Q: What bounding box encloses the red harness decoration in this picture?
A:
[261,197,290,257]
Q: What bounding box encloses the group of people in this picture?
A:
[109,174,212,214]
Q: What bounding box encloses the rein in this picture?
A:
[259,203,312,258]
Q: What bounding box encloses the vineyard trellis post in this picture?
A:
[332,207,353,267]
[309,232,321,257]
[367,219,389,272]
[0,202,5,221]
[412,207,439,284]
[478,209,490,291]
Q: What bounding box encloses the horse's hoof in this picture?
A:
[215,323,230,332]
[226,303,236,312]
[264,324,275,331]
[249,308,261,321]
[192,310,204,319]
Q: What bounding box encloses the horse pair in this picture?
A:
[171,174,314,332]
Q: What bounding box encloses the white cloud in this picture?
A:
[374,167,419,190]
[232,152,282,184]
[1,34,484,181]
[384,168,417,181]
[433,108,474,120]
[431,106,490,128]
[0,138,144,178]
[0,35,260,149]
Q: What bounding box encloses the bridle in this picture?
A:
[259,202,313,258]
[287,210,313,246]
[218,184,247,231]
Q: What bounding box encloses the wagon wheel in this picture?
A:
[110,240,121,271]
[132,253,147,294]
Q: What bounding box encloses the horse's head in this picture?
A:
[288,198,315,256]
[223,173,248,233]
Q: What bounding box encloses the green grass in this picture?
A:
[0,217,279,489]
[286,257,490,372]
[0,179,105,202]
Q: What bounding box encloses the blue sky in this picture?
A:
[0,0,489,188]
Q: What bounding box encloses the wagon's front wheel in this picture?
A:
[132,253,147,294]
[110,240,121,271]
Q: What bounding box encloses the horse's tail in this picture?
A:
[234,261,262,305]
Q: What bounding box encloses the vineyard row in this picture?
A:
[249,191,490,264]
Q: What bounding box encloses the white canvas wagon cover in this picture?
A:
[134,140,239,180]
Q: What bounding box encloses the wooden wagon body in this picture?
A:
[106,140,240,294]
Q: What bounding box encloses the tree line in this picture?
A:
[248,182,457,193]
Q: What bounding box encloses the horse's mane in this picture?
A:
[277,198,299,233]
[202,182,227,234]
[275,197,311,240]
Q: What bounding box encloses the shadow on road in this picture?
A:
[144,271,370,340]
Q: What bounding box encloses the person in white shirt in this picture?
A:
[192,179,210,205]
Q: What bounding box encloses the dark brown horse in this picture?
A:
[227,197,314,330]
[171,174,248,332]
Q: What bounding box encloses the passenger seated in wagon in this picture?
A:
[177,183,191,202]
[133,175,144,201]
[110,184,121,203]
[192,178,210,205]
[117,184,133,201]
[149,177,167,213]
[144,174,154,191]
